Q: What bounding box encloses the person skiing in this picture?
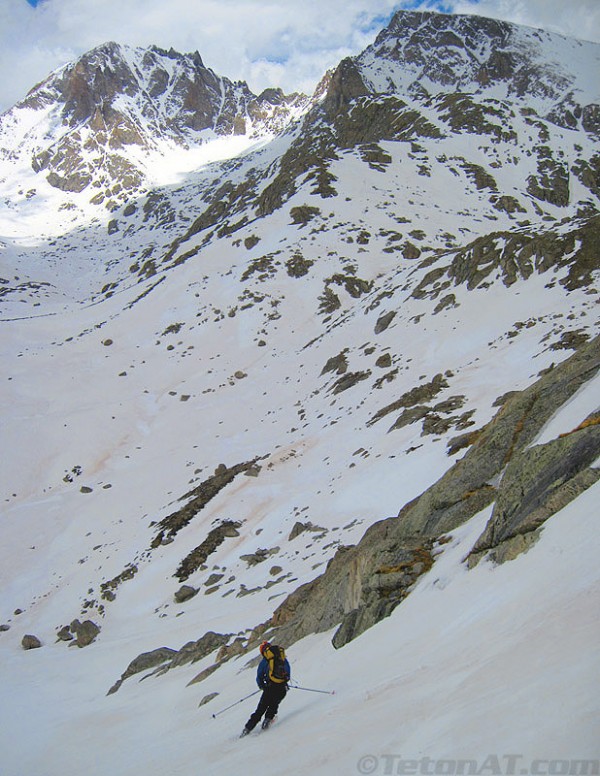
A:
[240,641,291,736]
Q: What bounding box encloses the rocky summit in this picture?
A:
[0,9,599,776]
[2,41,307,202]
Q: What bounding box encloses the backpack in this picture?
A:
[263,644,289,684]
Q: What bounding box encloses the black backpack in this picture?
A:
[264,644,289,684]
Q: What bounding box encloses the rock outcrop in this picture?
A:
[108,631,231,695]
[108,647,178,695]
[174,585,198,603]
[257,336,600,649]
[69,619,101,647]
[468,414,600,565]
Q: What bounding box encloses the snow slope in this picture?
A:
[0,10,599,776]
[0,212,597,773]
[1,483,598,775]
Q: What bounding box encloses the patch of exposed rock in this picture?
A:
[411,213,600,300]
[174,520,242,582]
[68,619,101,647]
[239,547,280,566]
[320,351,348,376]
[468,413,600,565]
[199,692,219,707]
[108,631,230,695]
[288,521,327,541]
[174,584,198,603]
[108,647,178,695]
[152,461,257,544]
[54,619,101,647]
[368,373,450,426]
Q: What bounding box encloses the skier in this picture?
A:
[240,641,291,736]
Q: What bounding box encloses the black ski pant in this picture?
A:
[245,682,287,730]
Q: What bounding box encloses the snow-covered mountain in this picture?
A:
[0,10,599,776]
[0,40,307,233]
[354,10,599,116]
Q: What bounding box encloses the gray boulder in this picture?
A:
[198,692,219,707]
[174,584,198,603]
[70,619,100,647]
[22,634,42,650]
[56,625,74,642]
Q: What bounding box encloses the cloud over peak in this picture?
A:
[1,0,599,114]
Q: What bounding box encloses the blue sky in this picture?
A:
[1,0,599,114]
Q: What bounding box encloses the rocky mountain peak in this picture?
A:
[327,9,599,128]
[58,42,139,127]
[2,41,308,202]
[22,39,299,137]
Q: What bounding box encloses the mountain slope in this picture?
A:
[0,10,599,776]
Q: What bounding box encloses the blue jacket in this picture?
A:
[256,655,291,689]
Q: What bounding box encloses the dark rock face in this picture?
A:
[365,10,589,117]
[322,57,370,115]
[410,214,600,298]
[469,417,600,565]
[56,42,139,126]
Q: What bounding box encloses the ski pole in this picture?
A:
[289,682,335,695]
[211,689,261,718]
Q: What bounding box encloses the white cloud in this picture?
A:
[0,0,399,112]
[1,0,599,114]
